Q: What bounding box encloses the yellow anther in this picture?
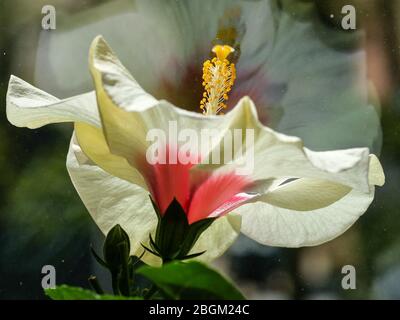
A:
[200,44,236,116]
[212,45,235,61]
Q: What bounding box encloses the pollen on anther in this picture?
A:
[200,44,236,116]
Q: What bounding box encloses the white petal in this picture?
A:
[66,133,160,265]
[191,213,241,262]
[6,75,100,129]
[200,97,372,194]
[258,178,351,211]
[237,187,375,247]
[88,35,158,164]
[74,122,147,189]
[369,154,385,186]
[258,152,385,212]
[89,35,159,112]
[237,152,384,247]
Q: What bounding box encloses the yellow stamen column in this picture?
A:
[200,45,236,116]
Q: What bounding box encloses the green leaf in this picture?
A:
[141,242,160,257]
[149,233,160,252]
[180,251,207,260]
[137,261,245,300]
[179,218,214,257]
[149,195,162,219]
[45,285,142,300]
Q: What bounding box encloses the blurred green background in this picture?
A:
[0,0,399,299]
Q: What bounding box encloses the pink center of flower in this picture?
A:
[142,146,254,224]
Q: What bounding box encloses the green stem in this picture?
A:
[88,275,104,294]
[143,285,158,300]
[118,264,131,297]
[111,273,121,296]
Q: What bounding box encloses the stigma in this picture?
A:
[200,44,236,115]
